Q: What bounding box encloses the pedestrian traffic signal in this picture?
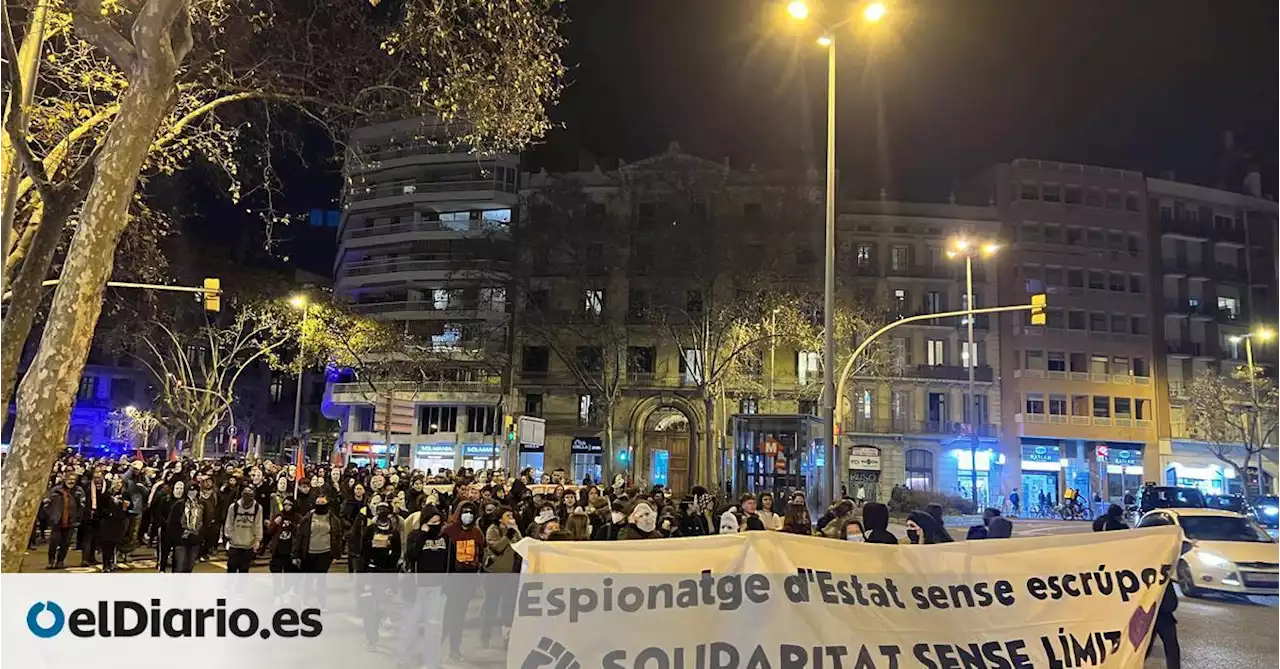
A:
[203,277,221,312]
[504,415,516,443]
[1030,293,1046,326]
[617,448,629,464]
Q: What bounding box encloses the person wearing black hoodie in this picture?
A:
[860,502,899,544]
[1094,510,1179,667]
[966,508,1004,540]
[362,503,401,573]
[1092,503,1129,532]
[905,510,950,544]
[924,503,954,542]
[399,506,449,668]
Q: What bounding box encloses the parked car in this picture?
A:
[1137,507,1278,597]
[1205,493,1247,514]
[1138,485,1206,514]
[1249,496,1279,537]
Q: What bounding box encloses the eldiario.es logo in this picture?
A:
[26,599,321,639]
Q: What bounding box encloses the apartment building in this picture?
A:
[832,199,1003,504]
[329,118,518,471]
[1150,176,1279,495]
[982,159,1159,508]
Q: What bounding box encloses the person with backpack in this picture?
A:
[224,485,263,573]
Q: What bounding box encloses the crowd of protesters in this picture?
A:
[32,451,1027,574]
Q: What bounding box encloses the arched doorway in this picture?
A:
[629,396,700,495]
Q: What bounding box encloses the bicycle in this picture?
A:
[1057,502,1093,522]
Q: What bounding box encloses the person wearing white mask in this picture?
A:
[618,502,659,539]
[842,519,866,543]
[718,508,741,534]
[165,482,203,572]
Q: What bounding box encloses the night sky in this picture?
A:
[534,0,1277,199]
[187,0,1277,277]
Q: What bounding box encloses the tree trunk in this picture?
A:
[0,200,72,433]
[603,402,616,481]
[0,71,177,572]
[703,393,715,494]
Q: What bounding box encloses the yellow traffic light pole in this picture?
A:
[1,278,222,311]
[832,297,1046,437]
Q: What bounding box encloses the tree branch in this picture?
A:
[71,0,137,72]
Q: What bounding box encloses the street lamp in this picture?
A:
[785,0,888,506]
[1229,327,1274,496]
[289,294,311,457]
[947,237,999,510]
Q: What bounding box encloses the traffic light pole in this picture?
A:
[1,279,221,303]
[830,299,1045,502]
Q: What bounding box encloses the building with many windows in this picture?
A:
[979,159,1161,509]
[832,199,1003,504]
[327,118,518,470]
[1149,176,1278,495]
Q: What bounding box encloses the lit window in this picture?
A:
[578,394,593,426]
[584,289,604,316]
[926,339,945,366]
[797,351,821,385]
[861,391,873,419]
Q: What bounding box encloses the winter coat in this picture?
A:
[166,500,206,546]
[43,484,83,528]
[293,509,345,560]
[617,524,658,540]
[97,495,130,543]
[441,521,484,572]
[484,523,523,573]
[361,521,401,572]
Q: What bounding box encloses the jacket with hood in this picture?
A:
[820,501,857,539]
[223,499,264,549]
[860,502,899,544]
[441,503,485,572]
[484,522,523,573]
[906,511,950,544]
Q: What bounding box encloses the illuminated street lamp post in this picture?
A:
[1229,327,1275,496]
[786,0,886,505]
[289,294,311,458]
[947,239,999,510]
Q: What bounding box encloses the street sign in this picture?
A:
[761,436,782,457]
[518,415,546,447]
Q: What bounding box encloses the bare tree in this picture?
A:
[1185,366,1278,499]
[0,0,567,571]
[133,302,298,459]
[106,406,161,451]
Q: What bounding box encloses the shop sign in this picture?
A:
[415,443,454,456]
[462,444,497,457]
[520,442,545,453]
[571,437,603,454]
[847,446,882,471]
[761,436,782,457]
[1022,445,1060,463]
[1095,444,1109,460]
[350,443,391,454]
[1111,448,1141,466]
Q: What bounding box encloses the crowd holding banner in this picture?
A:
[22,450,1185,668]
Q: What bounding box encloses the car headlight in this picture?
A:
[1264,507,1278,517]
[1197,552,1232,568]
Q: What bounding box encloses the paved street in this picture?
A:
[21,520,1277,669]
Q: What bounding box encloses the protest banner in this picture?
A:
[510,528,1183,669]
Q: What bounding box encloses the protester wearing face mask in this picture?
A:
[197,478,220,561]
[619,501,660,539]
[167,481,204,572]
[80,470,109,566]
[481,508,522,648]
[224,485,264,573]
[563,509,592,541]
[527,503,558,539]
[905,510,949,545]
[362,502,401,573]
[843,520,866,542]
[782,501,813,535]
[294,495,344,572]
[860,502,899,544]
[266,498,298,573]
[96,479,130,572]
[441,501,485,661]
[587,497,613,540]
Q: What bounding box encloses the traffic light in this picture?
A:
[203,277,221,312]
[504,415,515,443]
[617,448,629,464]
[1030,293,1046,326]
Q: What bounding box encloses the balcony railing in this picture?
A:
[913,364,994,382]
[346,219,507,239]
[341,257,508,278]
[1160,216,1210,239]
[840,418,997,437]
[886,264,954,280]
[331,379,501,395]
[348,299,508,315]
[347,177,517,203]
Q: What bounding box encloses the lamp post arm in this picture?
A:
[834,303,1041,429]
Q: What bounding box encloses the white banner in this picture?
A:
[510,528,1183,669]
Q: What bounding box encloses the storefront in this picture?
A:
[570,437,604,484]
[1020,443,1062,510]
[348,442,394,469]
[949,447,1003,509]
[518,443,545,479]
[413,443,455,474]
[1163,461,1235,496]
[1100,445,1143,502]
[847,446,882,502]
[461,443,499,470]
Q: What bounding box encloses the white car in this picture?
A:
[1137,507,1279,597]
